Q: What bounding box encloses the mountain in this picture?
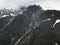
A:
[1,5,60,45]
[0,5,43,45]
[33,10,60,45]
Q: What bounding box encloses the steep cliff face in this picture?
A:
[0,5,60,45]
[0,5,43,45]
[0,15,12,29]
[33,10,60,45]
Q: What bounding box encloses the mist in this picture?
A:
[0,0,60,10]
[0,0,42,9]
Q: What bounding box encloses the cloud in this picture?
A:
[0,0,60,10]
[35,0,60,10]
[0,0,42,9]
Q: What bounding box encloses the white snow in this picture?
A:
[0,15,9,18]
[53,19,60,27]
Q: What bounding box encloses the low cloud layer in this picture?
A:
[36,0,60,10]
[0,0,42,9]
[0,0,60,10]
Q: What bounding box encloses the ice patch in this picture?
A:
[53,19,60,27]
[43,18,51,22]
[55,42,58,45]
[0,15,9,18]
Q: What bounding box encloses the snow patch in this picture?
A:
[0,15,9,18]
[43,18,51,22]
[53,19,60,27]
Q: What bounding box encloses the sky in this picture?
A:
[0,0,60,10]
[36,0,60,10]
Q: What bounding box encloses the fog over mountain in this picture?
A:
[0,0,60,45]
[0,0,41,9]
[0,0,60,10]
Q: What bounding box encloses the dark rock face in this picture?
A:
[0,5,60,45]
[41,10,60,19]
[32,21,57,45]
[0,5,43,45]
[32,10,60,45]
[0,16,12,29]
[0,14,31,45]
